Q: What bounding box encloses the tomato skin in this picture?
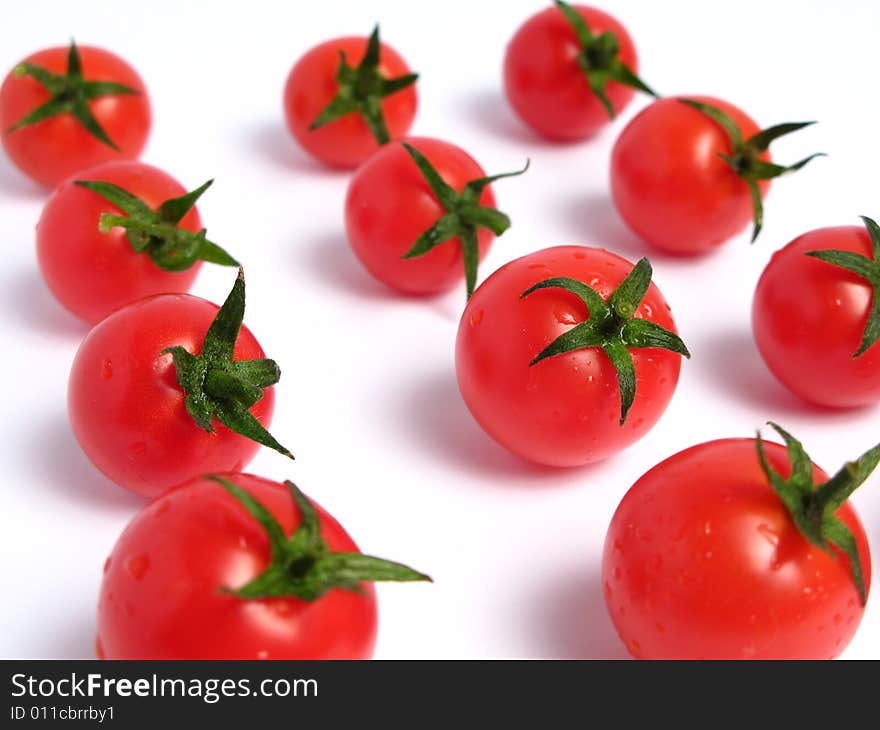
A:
[753,226,880,407]
[68,295,274,498]
[455,246,681,467]
[36,161,202,325]
[503,5,638,141]
[97,474,377,660]
[610,96,769,254]
[603,439,870,660]
[283,36,417,169]
[0,46,150,188]
[345,137,496,295]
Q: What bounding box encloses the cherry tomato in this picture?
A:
[0,44,150,188]
[753,222,880,407]
[68,292,275,497]
[455,246,685,466]
[603,435,872,659]
[283,31,417,168]
[36,161,203,324]
[503,4,641,141]
[610,96,768,254]
[96,474,378,659]
[345,137,499,296]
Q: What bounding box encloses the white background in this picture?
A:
[1,0,879,659]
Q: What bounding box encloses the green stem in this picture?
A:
[679,98,824,243]
[756,423,880,604]
[309,25,418,146]
[210,476,431,601]
[400,143,528,300]
[521,257,690,425]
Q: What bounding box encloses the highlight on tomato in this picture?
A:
[36,160,237,324]
[753,216,880,407]
[610,96,824,254]
[455,246,689,467]
[68,270,291,497]
[503,2,655,141]
[96,474,431,659]
[283,25,418,168]
[345,137,528,299]
[603,424,876,659]
[0,41,150,187]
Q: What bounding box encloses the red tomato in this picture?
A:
[753,225,880,407]
[611,96,768,254]
[283,34,417,168]
[68,294,274,497]
[455,246,683,466]
[0,45,150,188]
[36,161,203,324]
[503,4,640,141]
[603,438,871,659]
[345,137,497,295]
[97,474,378,659]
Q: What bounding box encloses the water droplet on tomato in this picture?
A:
[126,554,150,580]
[756,523,779,547]
[101,359,113,380]
[554,305,578,326]
[127,442,147,459]
[469,309,484,327]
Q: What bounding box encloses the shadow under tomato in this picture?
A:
[298,230,398,301]
[28,412,145,511]
[2,267,89,340]
[45,611,97,660]
[0,154,45,200]
[397,368,598,487]
[245,119,350,177]
[557,190,737,267]
[298,230,465,326]
[530,566,630,660]
[694,327,849,420]
[456,87,540,147]
[556,190,647,260]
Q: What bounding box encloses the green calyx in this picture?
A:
[554,1,657,119]
[806,215,880,358]
[163,269,292,458]
[6,40,139,148]
[209,476,431,601]
[309,25,418,145]
[679,98,825,243]
[757,423,880,604]
[74,178,238,272]
[401,142,528,299]
[521,258,690,425]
